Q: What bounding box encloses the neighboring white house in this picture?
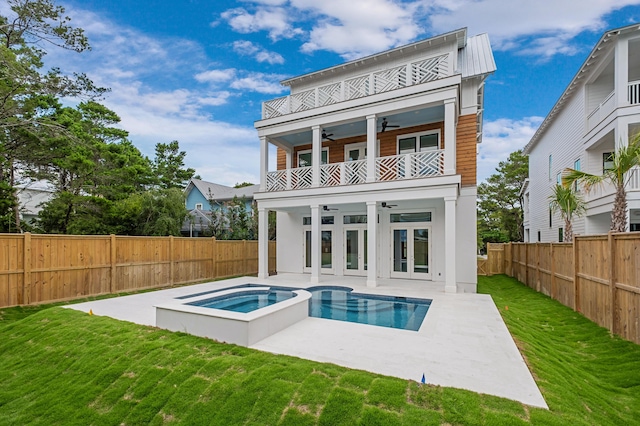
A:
[523,24,640,242]
[253,28,496,293]
[16,183,55,226]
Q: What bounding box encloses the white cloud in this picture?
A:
[229,73,287,94]
[477,117,543,182]
[233,40,285,64]
[195,69,237,83]
[219,7,303,41]
[426,0,640,58]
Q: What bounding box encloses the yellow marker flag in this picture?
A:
[89,309,93,316]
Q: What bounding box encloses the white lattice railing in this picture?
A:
[629,81,640,105]
[262,53,451,118]
[264,153,445,191]
[376,150,444,181]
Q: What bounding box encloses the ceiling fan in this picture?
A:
[323,205,338,211]
[381,202,397,208]
[380,117,400,132]
[322,130,335,141]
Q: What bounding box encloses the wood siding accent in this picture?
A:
[0,233,276,308]
[277,148,286,170]
[480,234,640,345]
[456,114,478,187]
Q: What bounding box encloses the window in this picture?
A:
[537,231,541,242]
[390,212,432,223]
[195,203,203,210]
[303,216,334,225]
[631,223,640,232]
[397,131,440,154]
[548,154,553,180]
[343,215,367,224]
[603,152,614,172]
[298,148,328,167]
[556,172,561,185]
[549,205,553,227]
[558,228,564,242]
[573,158,581,191]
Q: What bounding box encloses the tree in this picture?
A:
[234,182,254,188]
[477,150,529,250]
[0,0,106,231]
[224,196,251,240]
[563,133,640,232]
[152,140,196,190]
[548,184,586,242]
[111,188,188,236]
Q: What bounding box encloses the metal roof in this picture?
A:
[458,33,496,78]
[186,179,259,201]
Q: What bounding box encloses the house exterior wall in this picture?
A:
[186,189,210,211]
[525,25,640,241]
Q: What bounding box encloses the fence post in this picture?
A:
[211,237,217,279]
[110,234,116,294]
[243,240,248,275]
[23,232,31,305]
[169,236,175,287]
[524,243,528,287]
[574,236,580,312]
[550,243,556,299]
[536,243,541,291]
[608,232,617,334]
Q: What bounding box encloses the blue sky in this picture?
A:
[12,0,640,186]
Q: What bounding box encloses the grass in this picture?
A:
[0,275,638,425]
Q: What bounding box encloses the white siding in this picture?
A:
[528,87,586,242]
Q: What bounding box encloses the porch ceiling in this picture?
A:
[274,105,444,147]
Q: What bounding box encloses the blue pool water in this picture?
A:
[187,290,295,313]
[179,284,431,330]
[308,287,431,331]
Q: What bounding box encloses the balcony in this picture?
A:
[262,53,452,119]
[265,150,445,192]
[584,166,640,201]
[630,80,640,105]
[587,90,615,131]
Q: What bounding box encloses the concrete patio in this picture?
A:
[67,273,547,408]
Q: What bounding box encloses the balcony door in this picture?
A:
[345,143,367,161]
[390,225,431,280]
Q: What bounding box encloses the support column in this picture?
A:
[443,99,456,175]
[312,125,321,187]
[259,136,268,192]
[366,201,378,287]
[257,207,269,279]
[444,196,457,293]
[614,36,629,107]
[366,115,377,182]
[310,204,321,283]
[285,148,293,169]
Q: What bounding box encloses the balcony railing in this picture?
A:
[262,53,452,119]
[264,151,444,192]
[584,167,640,201]
[629,80,640,105]
[587,90,615,131]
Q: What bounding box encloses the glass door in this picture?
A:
[344,227,367,276]
[344,142,367,161]
[304,229,333,273]
[390,225,431,279]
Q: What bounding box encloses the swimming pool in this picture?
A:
[187,289,295,313]
[177,284,431,331]
[308,286,431,331]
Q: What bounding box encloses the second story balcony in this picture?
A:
[265,150,445,192]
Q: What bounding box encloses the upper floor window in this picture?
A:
[548,154,553,180]
[195,203,203,210]
[398,131,440,154]
[298,148,328,167]
[556,172,561,185]
[603,152,614,172]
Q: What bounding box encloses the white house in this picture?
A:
[523,24,640,242]
[254,28,496,293]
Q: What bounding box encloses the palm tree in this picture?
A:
[548,184,586,242]
[562,133,640,233]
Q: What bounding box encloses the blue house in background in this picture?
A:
[182,179,259,237]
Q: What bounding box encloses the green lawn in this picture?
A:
[0,275,638,425]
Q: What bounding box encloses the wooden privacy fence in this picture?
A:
[484,234,640,345]
[0,233,276,308]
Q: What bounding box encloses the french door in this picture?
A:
[344,227,367,276]
[390,225,431,279]
[304,229,333,273]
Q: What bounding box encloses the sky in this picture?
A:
[10,0,640,186]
